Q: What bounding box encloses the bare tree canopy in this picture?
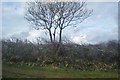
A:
[25,1,92,43]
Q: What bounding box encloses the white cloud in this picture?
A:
[71,34,88,44]
[2,2,29,38]
[2,2,25,16]
[72,26,118,44]
[2,2,118,44]
[27,30,47,41]
[67,2,118,44]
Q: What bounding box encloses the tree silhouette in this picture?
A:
[25,1,92,43]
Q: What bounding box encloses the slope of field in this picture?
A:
[2,64,118,78]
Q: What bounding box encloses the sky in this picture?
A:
[1,1,118,44]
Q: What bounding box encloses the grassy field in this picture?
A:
[2,64,118,78]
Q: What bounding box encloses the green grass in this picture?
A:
[2,64,118,78]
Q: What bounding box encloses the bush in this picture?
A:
[2,39,118,71]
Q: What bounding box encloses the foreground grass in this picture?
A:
[2,64,118,78]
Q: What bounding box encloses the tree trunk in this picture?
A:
[53,27,57,42]
[53,33,55,42]
[48,29,53,43]
[59,29,62,44]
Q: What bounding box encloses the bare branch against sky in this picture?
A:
[1,1,118,44]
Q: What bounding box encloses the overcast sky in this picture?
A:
[1,1,118,44]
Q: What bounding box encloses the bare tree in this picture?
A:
[25,1,92,43]
[54,2,92,43]
[25,2,56,42]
